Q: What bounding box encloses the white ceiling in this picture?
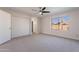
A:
[1,7,79,18]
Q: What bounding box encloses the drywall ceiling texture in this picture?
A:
[0,7,78,18]
[41,10,79,40]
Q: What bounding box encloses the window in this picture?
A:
[51,16,70,31]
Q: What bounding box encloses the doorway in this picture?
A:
[31,17,38,34]
[32,21,33,33]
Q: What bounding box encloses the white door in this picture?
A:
[0,10,11,44]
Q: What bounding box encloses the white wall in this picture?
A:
[0,9,40,38]
[41,10,79,40]
[0,10,11,44]
[11,12,32,38]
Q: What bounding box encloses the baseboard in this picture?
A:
[0,39,11,46]
[11,34,32,39]
[0,33,78,46]
[0,34,32,46]
[41,33,79,40]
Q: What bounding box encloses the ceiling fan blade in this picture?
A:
[42,11,50,13]
[42,7,46,10]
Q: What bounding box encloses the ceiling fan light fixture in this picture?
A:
[39,12,42,14]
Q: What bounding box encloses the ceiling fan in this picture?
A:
[32,7,50,15]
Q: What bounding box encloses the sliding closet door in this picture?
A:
[0,10,11,44]
[12,16,30,38]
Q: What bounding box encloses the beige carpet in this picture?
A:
[0,34,79,52]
